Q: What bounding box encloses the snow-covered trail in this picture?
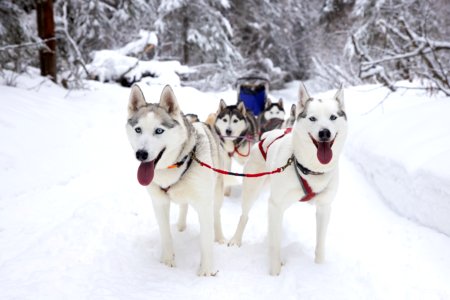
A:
[0,82,449,299]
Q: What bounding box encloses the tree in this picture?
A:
[36,0,57,82]
[0,0,38,76]
[349,0,450,94]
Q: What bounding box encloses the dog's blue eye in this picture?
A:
[135,127,142,134]
[309,116,317,122]
[330,115,337,121]
[155,128,165,135]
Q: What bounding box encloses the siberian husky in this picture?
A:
[229,83,348,275]
[214,99,259,165]
[258,98,285,137]
[126,84,226,276]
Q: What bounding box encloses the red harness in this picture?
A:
[230,140,251,158]
[258,128,316,202]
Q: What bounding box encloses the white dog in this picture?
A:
[229,83,348,275]
[126,85,226,276]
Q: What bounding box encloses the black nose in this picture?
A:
[225,129,232,136]
[318,129,331,141]
[136,150,148,161]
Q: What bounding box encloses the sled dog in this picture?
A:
[229,83,348,275]
[214,99,259,165]
[258,98,285,137]
[126,84,226,276]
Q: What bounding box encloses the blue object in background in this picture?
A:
[239,86,266,116]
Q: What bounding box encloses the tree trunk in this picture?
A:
[182,15,189,65]
[36,0,57,82]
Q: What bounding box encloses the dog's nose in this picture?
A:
[225,129,232,136]
[318,129,331,141]
[136,150,148,161]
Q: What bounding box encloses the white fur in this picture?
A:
[126,85,225,276]
[229,83,348,275]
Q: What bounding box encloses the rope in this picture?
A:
[191,153,293,178]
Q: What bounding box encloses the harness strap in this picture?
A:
[292,156,316,202]
[191,152,293,177]
[257,128,317,202]
[258,127,292,160]
[230,140,251,158]
[159,146,196,193]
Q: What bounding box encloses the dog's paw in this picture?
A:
[227,237,242,247]
[215,237,226,245]
[314,249,325,264]
[197,267,218,277]
[177,222,187,232]
[161,253,176,268]
[314,255,325,264]
[269,265,282,276]
[269,260,283,276]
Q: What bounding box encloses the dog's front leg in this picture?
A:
[268,199,284,276]
[152,197,175,267]
[192,201,217,276]
[315,202,331,264]
[177,204,188,232]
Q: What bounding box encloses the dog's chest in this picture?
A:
[271,167,334,202]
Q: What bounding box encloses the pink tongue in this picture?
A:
[137,161,155,186]
[317,142,333,164]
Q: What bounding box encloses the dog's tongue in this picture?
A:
[137,161,155,186]
[317,142,333,164]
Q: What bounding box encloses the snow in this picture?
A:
[117,30,158,57]
[1,70,450,299]
[87,50,191,86]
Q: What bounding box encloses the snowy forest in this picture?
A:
[1,0,449,93]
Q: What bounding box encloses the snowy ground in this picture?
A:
[1,72,449,300]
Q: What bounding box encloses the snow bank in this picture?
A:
[87,50,190,87]
[87,31,191,87]
[342,83,450,236]
[1,76,450,299]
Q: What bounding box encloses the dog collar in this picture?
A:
[160,146,196,193]
[167,154,190,169]
[294,158,324,176]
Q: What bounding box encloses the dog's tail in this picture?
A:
[205,112,217,127]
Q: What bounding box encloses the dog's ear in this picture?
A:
[237,101,247,116]
[218,99,227,114]
[128,84,147,116]
[159,85,180,116]
[297,82,311,115]
[265,98,272,109]
[290,103,296,117]
[334,83,345,110]
[278,98,284,109]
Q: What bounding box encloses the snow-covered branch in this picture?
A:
[352,15,450,96]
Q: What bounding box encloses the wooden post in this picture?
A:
[36,0,57,82]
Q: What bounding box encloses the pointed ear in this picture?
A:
[290,103,296,117]
[297,82,311,115]
[278,98,284,109]
[218,99,227,114]
[159,85,180,116]
[264,98,272,109]
[334,83,345,110]
[128,84,147,116]
[237,101,247,116]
